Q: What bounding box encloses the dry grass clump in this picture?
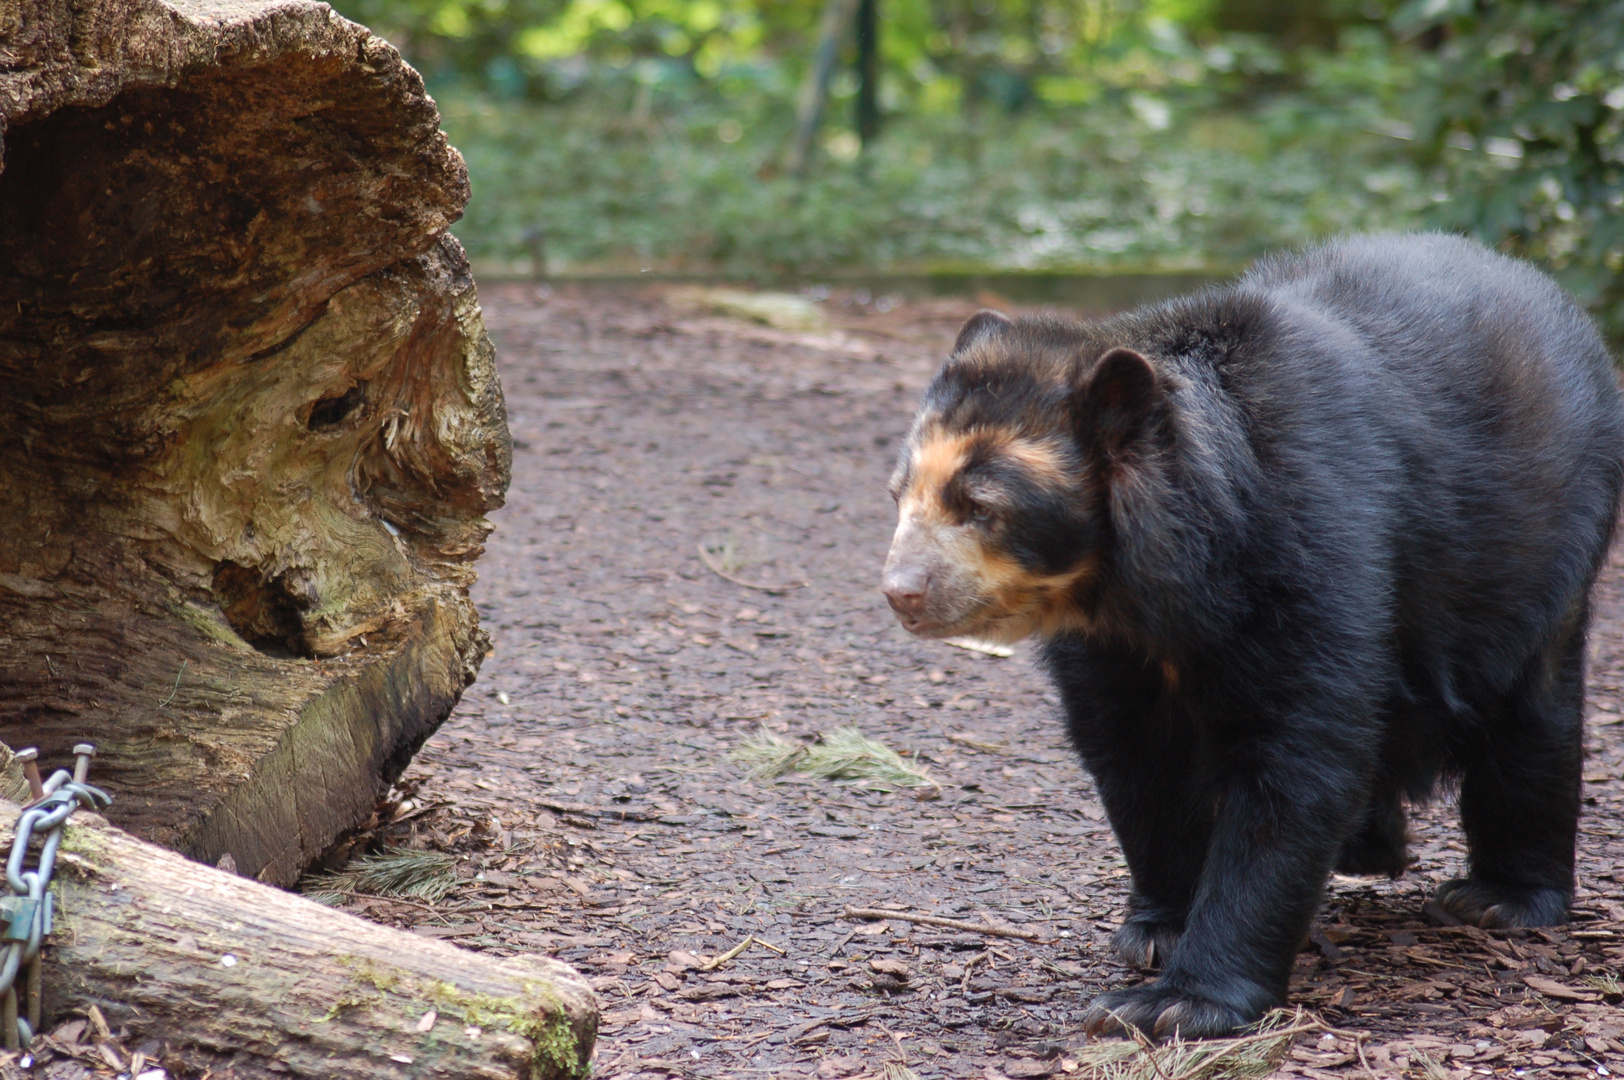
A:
[1072,1009,1322,1080]
[1584,971,1624,997]
[733,726,936,790]
[301,849,459,906]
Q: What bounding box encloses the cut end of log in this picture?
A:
[0,0,511,883]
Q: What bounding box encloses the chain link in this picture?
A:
[2,745,111,1051]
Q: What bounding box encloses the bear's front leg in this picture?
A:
[1049,638,1217,973]
[1089,748,1214,973]
[1082,736,1364,1040]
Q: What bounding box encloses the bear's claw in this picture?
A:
[1081,982,1256,1041]
[1434,878,1569,928]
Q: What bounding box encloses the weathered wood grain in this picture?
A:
[0,0,511,883]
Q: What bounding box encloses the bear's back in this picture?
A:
[1243,234,1612,419]
[1228,234,1624,707]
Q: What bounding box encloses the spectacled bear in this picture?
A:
[880,234,1624,1039]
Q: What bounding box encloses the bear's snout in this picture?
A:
[881,565,929,616]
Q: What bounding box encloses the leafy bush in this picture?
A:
[437,70,1430,276]
[337,0,1624,340]
[1397,0,1624,339]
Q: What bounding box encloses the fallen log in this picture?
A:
[8,797,596,1079]
[0,0,510,884]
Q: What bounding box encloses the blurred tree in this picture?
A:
[1210,0,1342,49]
[855,0,879,146]
[1397,0,1624,339]
[785,0,858,174]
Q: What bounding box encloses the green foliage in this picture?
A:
[438,70,1426,275]
[330,0,1624,338]
[336,0,1255,103]
[1397,0,1624,338]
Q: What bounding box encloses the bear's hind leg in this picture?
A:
[1436,630,1584,928]
[1334,785,1410,878]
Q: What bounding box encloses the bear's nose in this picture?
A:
[882,568,929,615]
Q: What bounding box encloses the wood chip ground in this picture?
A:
[402,284,1624,1079]
[45,284,1624,1080]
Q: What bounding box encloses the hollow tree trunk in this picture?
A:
[0,0,512,884]
[2,797,596,1079]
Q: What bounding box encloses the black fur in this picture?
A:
[910,234,1624,1038]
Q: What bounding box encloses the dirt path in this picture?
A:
[342,283,1624,1080]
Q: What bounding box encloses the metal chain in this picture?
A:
[1,744,111,1052]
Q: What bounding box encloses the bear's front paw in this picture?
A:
[1434,878,1569,928]
[1080,981,1257,1040]
[1110,917,1183,970]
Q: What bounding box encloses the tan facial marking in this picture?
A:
[888,427,1093,643]
[958,545,1099,642]
[1000,437,1071,489]
[903,431,1066,516]
[901,429,973,523]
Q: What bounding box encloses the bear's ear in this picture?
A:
[1078,346,1163,454]
[952,309,1013,355]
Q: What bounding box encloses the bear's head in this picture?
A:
[881,309,1170,643]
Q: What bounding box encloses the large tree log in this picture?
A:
[4,797,596,1078]
[0,0,511,884]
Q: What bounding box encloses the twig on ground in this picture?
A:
[961,950,988,994]
[699,934,756,971]
[876,1021,912,1066]
[781,1018,829,1044]
[842,905,1041,941]
[945,731,1012,754]
[696,542,806,594]
[348,891,444,914]
[1355,1032,1378,1080]
[534,798,662,822]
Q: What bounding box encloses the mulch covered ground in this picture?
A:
[333,283,1624,1079]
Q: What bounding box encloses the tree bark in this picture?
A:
[5,798,596,1079]
[0,0,511,884]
